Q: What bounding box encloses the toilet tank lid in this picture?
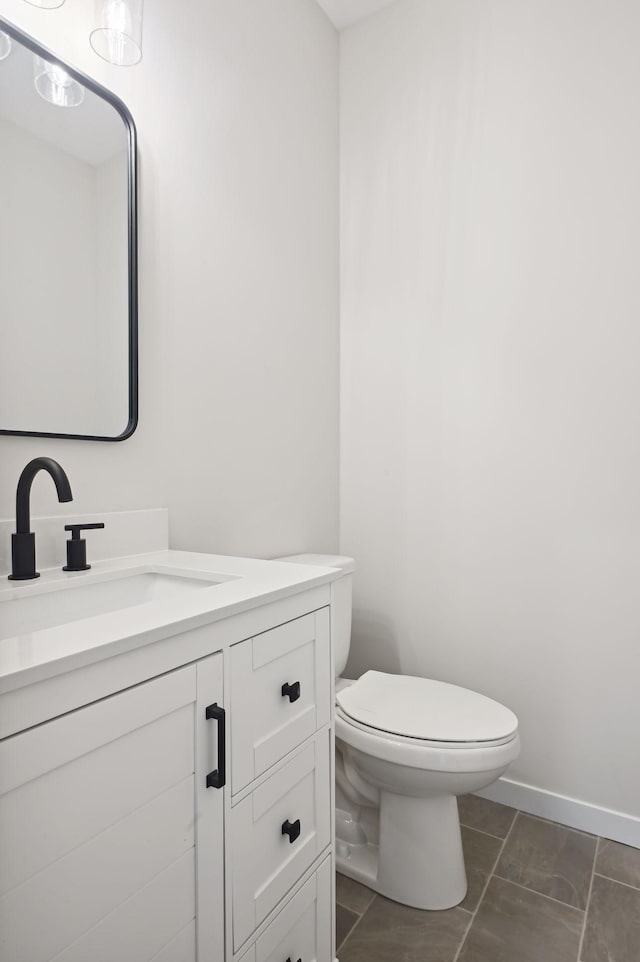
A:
[275,553,356,574]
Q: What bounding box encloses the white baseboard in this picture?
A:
[476,776,640,848]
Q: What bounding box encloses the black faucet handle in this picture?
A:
[64,523,105,538]
[63,522,105,572]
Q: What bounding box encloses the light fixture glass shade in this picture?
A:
[24,0,66,9]
[0,31,12,61]
[33,55,85,107]
[90,0,143,66]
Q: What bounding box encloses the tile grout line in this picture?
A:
[459,821,507,842]
[451,808,520,962]
[519,810,598,840]
[491,874,586,912]
[335,893,376,916]
[576,836,599,962]
[336,893,376,954]
[593,871,640,892]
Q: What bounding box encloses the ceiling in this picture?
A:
[316,0,399,30]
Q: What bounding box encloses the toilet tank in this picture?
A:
[274,554,355,678]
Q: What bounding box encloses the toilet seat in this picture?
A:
[337,670,518,744]
[335,703,520,775]
[336,707,517,751]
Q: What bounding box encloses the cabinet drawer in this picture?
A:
[231,731,331,951]
[238,857,332,962]
[230,609,330,793]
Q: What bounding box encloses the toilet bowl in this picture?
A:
[275,553,520,911]
[335,672,519,909]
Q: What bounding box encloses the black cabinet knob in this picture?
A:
[281,681,301,703]
[285,958,302,962]
[281,818,301,843]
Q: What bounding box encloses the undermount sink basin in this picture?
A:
[0,569,225,641]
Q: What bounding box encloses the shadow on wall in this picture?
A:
[345,608,403,679]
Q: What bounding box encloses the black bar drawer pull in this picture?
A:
[205,703,226,789]
[281,818,301,843]
[285,958,302,962]
[281,681,301,703]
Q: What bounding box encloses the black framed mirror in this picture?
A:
[0,18,138,441]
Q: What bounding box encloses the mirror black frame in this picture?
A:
[0,17,138,442]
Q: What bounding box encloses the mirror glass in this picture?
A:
[0,22,137,440]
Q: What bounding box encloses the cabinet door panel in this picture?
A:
[0,702,194,896]
[0,659,223,962]
[1,776,194,962]
[231,608,330,793]
[53,849,195,962]
[0,664,195,794]
[150,921,197,962]
[231,731,331,951]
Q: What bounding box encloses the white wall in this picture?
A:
[340,0,640,820]
[0,0,339,559]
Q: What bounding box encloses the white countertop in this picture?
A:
[0,549,340,693]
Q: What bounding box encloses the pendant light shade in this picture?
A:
[34,55,85,107]
[0,31,12,61]
[90,0,143,66]
[24,0,65,8]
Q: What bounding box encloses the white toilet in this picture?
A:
[277,553,520,911]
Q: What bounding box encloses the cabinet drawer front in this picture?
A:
[231,732,331,951]
[257,857,332,962]
[231,608,330,793]
[237,858,332,962]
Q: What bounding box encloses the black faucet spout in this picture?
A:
[9,458,73,581]
[15,457,73,535]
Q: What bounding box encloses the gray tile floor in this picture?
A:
[336,795,640,962]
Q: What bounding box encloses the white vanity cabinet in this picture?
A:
[0,593,334,962]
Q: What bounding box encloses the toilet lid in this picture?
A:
[336,671,518,743]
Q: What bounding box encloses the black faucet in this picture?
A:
[8,458,73,581]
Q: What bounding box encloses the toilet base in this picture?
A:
[336,791,468,911]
